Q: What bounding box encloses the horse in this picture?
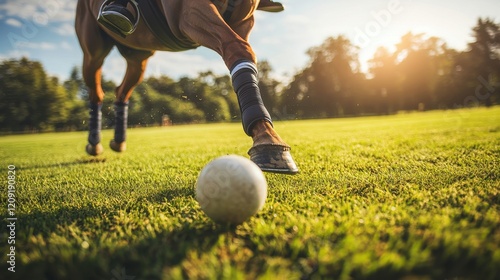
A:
[75,0,298,174]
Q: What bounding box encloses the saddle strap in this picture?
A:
[139,0,198,51]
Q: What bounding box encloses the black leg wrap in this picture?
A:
[114,101,128,143]
[88,103,102,146]
[231,62,272,136]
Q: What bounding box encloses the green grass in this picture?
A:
[1,107,499,279]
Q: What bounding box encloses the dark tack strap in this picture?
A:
[138,0,199,51]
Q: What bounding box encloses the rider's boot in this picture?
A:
[97,0,137,36]
[257,0,285,12]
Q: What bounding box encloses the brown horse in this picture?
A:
[75,0,298,174]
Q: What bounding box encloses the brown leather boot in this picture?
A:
[257,0,284,12]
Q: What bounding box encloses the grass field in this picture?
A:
[1,107,499,279]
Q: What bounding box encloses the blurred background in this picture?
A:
[0,0,498,132]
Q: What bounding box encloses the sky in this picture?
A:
[0,0,499,85]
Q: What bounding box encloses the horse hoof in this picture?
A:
[86,143,104,156]
[110,140,126,152]
[248,144,299,175]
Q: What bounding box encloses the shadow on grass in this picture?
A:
[12,218,231,280]
[108,222,235,279]
[20,157,107,171]
[8,185,231,280]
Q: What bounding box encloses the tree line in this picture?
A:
[0,17,498,133]
[283,17,499,117]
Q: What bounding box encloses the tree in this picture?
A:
[390,32,454,110]
[0,57,69,132]
[134,79,205,125]
[257,60,281,117]
[211,73,240,121]
[282,36,365,118]
[368,46,400,114]
[63,66,88,131]
[461,18,500,106]
[176,75,231,122]
[469,18,500,75]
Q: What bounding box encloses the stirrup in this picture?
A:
[97,0,140,37]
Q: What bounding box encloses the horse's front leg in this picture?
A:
[110,46,154,153]
[178,0,298,174]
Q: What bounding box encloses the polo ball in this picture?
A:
[195,155,267,224]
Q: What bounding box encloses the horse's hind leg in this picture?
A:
[109,45,154,153]
[83,51,113,156]
[76,3,115,156]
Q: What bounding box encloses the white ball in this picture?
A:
[195,155,268,224]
